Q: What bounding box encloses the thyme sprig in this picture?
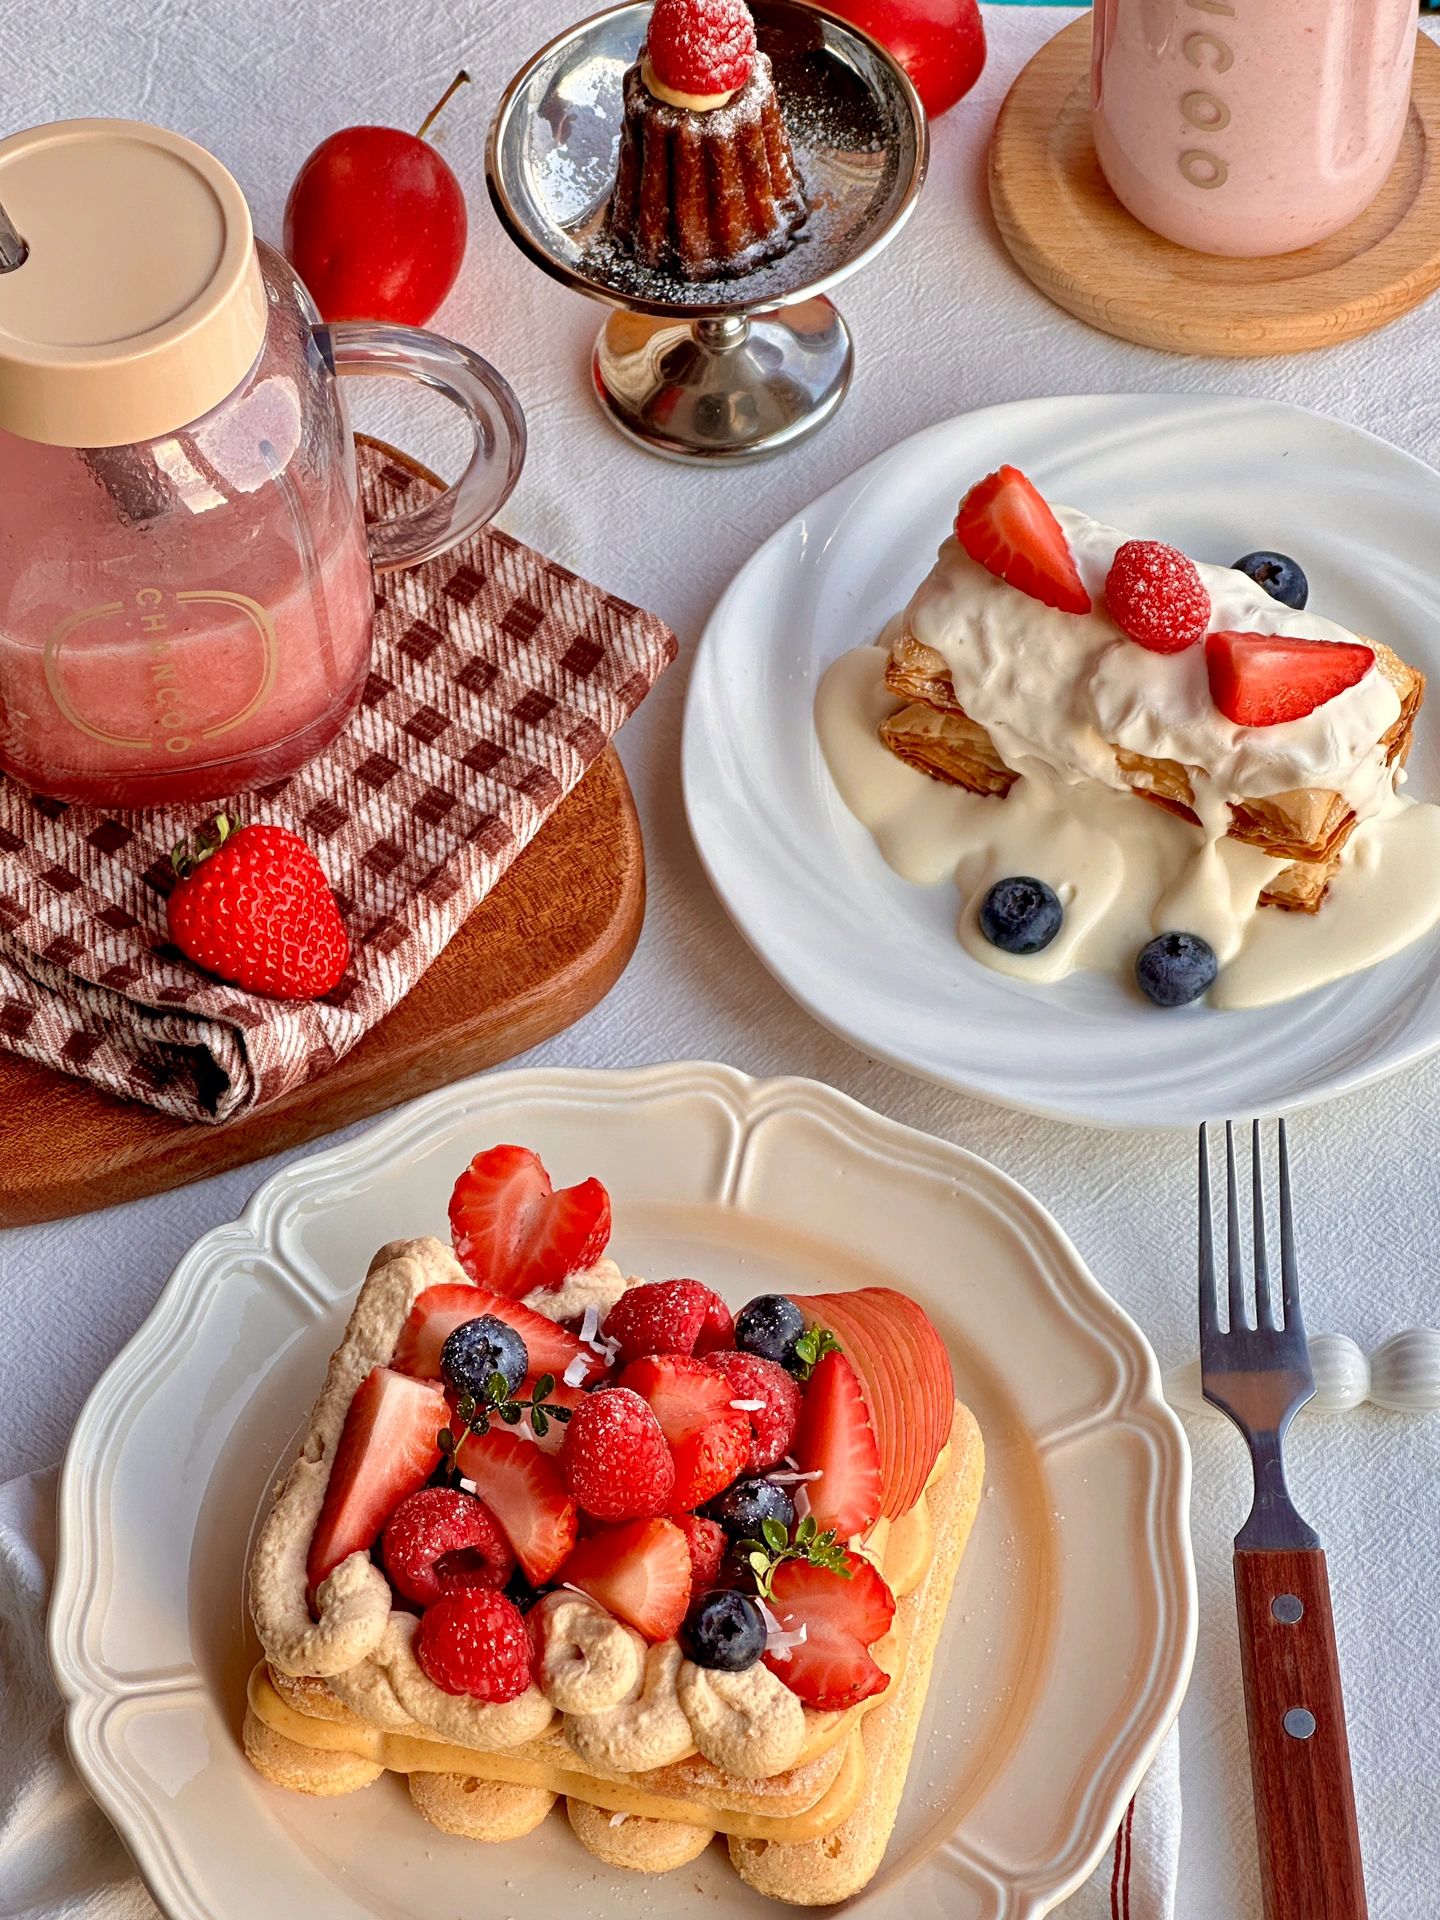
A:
[438,1369,572,1477]
[791,1325,841,1382]
[738,1513,853,1602]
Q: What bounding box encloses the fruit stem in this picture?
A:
[417,69,471,141]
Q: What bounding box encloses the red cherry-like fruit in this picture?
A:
[809,0,985,119]
[284,71,470,326]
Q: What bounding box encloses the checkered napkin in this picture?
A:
[0,443,676,1125]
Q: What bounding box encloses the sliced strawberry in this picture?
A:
[307,1366,445,1593]
[790,1351,883,1539]
[602,1280,734,1367]
[394,1282,607,1387]
[449,1144,611,1298]
[955,465,1091,616]
[789,1290,952,1518]
[763,1550,896,1710]
[675,1512,727,1601]
[705,1349,802,1472]
[556,1517,692,1641]
[455,1425,578,1584]
[617,1354,751,1513]
[1205,630,1374,727]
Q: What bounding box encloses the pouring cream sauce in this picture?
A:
[815,508,1440,1010]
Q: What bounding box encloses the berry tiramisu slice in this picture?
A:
[243,1145,982,1906]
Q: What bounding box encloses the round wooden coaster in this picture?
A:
[988,19,1440,358]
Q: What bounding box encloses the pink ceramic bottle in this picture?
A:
[1091,0,1418,257]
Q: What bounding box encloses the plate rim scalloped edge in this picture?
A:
[48,1060,1197,1920]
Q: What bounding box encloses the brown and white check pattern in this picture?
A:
[0,443,677,1124]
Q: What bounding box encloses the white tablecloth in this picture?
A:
[4,6,1439,1916]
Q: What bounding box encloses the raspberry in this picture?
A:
[416,1589,533,1701]
[603,1280,734,1366]
[381,1487,515,1607]
[646,0,756,95]
[705,1349,802,1471]
[1104,540,1210,654]
[560,1386,676,1520]
[675,1512,727,1600]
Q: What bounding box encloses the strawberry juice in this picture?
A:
[0,425,375,808]
[1091,0,1418,256]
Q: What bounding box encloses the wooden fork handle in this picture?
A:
[1233,1547,1368,1920]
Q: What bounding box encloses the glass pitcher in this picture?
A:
[0,119,524,808]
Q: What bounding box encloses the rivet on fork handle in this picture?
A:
[1234,1546,1367,1920]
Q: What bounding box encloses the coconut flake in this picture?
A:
[563,1354,590,1388]
[765,1468,824,1486]
[756,1598,783,1635]
[764,1623,808,1660]
[794,1484,812,1523]
[580,1303,601,1345]
[608,1810,629,1828]
[729,1398,766,1412]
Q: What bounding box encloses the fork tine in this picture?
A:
[1278,1117,1303,1333]
[1198,1124,1217,1341]
[1225,1121,1247,1331]
[1251,1119,1275,1331]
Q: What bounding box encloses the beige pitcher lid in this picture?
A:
[0,118,267,448]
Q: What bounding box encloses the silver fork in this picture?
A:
[1199,1120,1368,1920]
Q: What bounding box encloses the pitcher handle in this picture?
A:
[317,321,526,575]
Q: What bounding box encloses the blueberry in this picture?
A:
[680,1589,766,1672]
[979,876,1064,956]
[734,1294,805,1368]
[1232,551,1308,611]
[704,1477,797,1541]
[504,1568,547,1614]
[440,1315,528,1400]
[1135,932,1218,1007]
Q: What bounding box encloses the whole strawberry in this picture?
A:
[166,814,349,1000]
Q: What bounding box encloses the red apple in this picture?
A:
[816,0,986,119]
[283,71,470,326]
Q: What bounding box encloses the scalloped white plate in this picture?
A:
[682,393,1440,1127]
[50,1064,1193,1920]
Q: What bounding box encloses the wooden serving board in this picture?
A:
[0,748,644,1227]
[989,20,1440,358]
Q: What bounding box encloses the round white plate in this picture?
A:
[682,393,1440,1128]
[50,1063,1192,1920]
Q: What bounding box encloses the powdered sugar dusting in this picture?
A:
[566,30,900,308]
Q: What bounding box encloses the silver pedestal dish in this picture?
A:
[486,0,927,463]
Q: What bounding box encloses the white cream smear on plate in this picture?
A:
[815,507,1440,1009]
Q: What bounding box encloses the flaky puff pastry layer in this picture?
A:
[880,631,1425,913]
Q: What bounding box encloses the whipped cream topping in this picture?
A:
[523,1258,634,1324]
[640,52,737,112]
[816,507,1440,1009]
[907,512,1401,827]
